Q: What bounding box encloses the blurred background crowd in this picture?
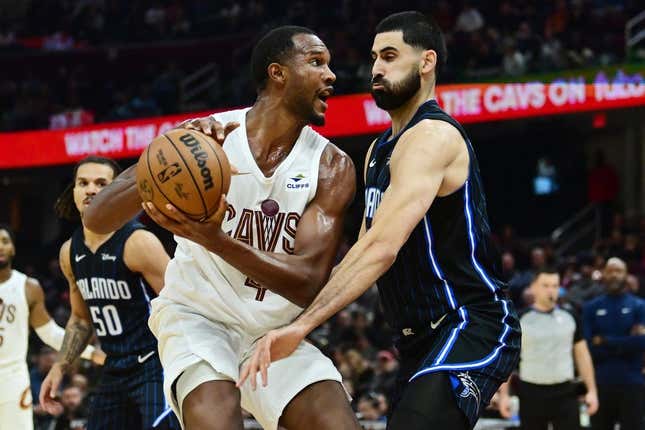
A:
[0,0,641,131]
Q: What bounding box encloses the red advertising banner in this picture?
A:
[1,78,644,169]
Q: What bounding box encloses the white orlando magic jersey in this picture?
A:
[160,108,329,336]
[0,270,30,401]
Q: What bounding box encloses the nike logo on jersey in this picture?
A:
[430,314,447,329]
[75,254,86,262]
[101,253,117,261]
[369,159,376,168]
[137,351,155,363]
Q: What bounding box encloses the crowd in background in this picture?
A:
[0,0,641,131]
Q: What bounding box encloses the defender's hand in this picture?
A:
[237,324,307,390]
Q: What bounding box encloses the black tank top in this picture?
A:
[70,221,158,363]
[365,99,506,333]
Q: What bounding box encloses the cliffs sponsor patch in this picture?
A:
[286,173,310,191]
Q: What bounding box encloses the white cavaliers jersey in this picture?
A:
[0,270,30,403]
[161,108,329,336]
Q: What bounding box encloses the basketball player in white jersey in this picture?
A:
[83,26,361,430]
[0,224,103,430]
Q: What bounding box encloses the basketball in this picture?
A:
[136,128,231,221]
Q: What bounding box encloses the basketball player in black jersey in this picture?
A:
[39,156,179,429]
[241,11,521,429]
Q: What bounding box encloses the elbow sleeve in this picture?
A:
[35,320,95,360]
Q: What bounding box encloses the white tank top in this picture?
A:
[0,270,30,378]
[161,108,329,336]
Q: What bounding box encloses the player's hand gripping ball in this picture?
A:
[136,129,231,221]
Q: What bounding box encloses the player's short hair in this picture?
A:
[250,25,316,91]
[375,11,447,80]
[531,266,560,284]
[54,156,122,221]
[0,223,15,244]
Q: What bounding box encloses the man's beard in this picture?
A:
[606,279,626,294]
[370,68,421,111]
[0,259,11,270]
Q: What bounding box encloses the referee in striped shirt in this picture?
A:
[499,267,598,429]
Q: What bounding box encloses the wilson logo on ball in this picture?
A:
[157,162,182,183]
[180,134,214,190]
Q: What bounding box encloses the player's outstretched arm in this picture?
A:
[123,229,170,294]
[40,240,97,413]
[239,120,465,388]
[143,144,356,308]
[27,278,104,364]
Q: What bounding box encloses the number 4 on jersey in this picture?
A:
[244,278,267,301]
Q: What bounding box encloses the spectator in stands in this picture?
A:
[626,273,642,297]
[502,40,527,76]
[515,21,541,69]
[52,385,87,430]
[540,27,566,70]
[454,1,484,33]
[544,0,569,39]
[41,257,70,325]
[496,224,523,255]
[70,373,88,398]
[345,349,375,398]
[565,255,604,311]
[502,251,533,309]
[499,267,598,428]
[372,350,399,396]
[583,257,645,430]
[357,392,387,423]
[587,150,619,235]
[621,233,641,270]
[31,346,60,429]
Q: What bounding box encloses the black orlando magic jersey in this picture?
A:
[365,99,511,335]
[70,221,158,365]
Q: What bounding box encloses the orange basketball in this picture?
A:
[136,128,231,221]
